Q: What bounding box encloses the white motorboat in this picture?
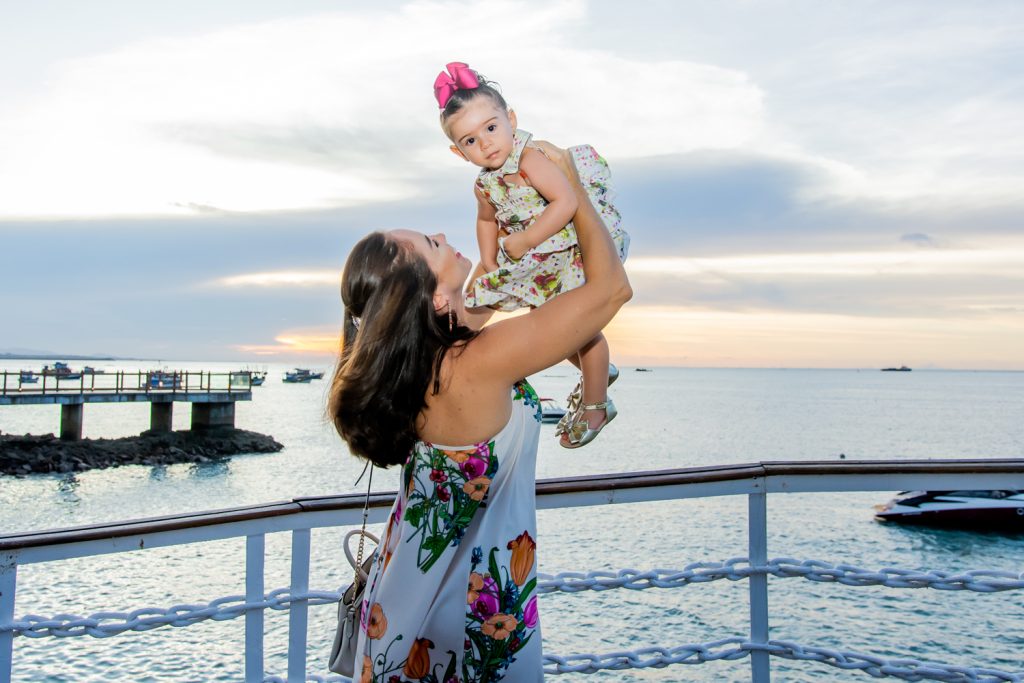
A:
[875,490,1024,529]
[540,397,566,424]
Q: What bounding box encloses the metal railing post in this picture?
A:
[245,534,265,683]
[286,529,311,682]
[0,552,18,683]
[749,490,770,682]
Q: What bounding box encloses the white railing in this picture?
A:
[2,459,1023,682]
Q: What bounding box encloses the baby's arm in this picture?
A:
[502,147,580,261]
[474,186,500,272]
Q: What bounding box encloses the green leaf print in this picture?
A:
[404,441,498,574]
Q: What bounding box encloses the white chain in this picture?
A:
[8,588,340,638]
[536,557,1024,594]
[542,638,1023,681]
[6,557,1022,639]
[6,558,1023,681]
[259,637,1024,681]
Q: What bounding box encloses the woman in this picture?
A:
[328,142,631,682]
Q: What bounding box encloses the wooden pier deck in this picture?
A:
[0,371,254,440]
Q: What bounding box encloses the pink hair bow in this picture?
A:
[434,62,479,108]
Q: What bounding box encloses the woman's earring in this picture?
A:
[447,300,454,332]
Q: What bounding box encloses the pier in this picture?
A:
[0,371,254,441]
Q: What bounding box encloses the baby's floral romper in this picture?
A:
[465,129,629,312]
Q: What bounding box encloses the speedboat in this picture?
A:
[540,397,566,424]
[875,490,1024,529]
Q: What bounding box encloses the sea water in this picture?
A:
[1,362,1022,682]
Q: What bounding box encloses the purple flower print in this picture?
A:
[429,468,447,483]
[460,457,487,480]
[523,595,538,628]
[471,577,500,618]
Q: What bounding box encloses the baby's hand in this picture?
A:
[501,232,533,261]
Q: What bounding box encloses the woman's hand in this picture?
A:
[530,140,580,183]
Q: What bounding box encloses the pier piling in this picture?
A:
[59,403,83,441]
[150,401,173,433]
[191,402,236,432]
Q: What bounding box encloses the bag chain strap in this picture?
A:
[353,464,374,582]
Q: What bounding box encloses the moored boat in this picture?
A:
[283,369,316,383]
[539,397,566,423]
[874,490,1024,529]
[18,371,39,384]
[40,362,81,380]
[146,370,182,389]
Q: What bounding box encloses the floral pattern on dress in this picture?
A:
[513,381,543,423]
[403,440,499,573]
[462,538,538,682]
[354,381,543,683]
[465,129,630,312]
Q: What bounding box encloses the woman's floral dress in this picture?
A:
[354,381,544,683]
[465,129,630,312]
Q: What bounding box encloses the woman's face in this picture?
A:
[390,229,472,298]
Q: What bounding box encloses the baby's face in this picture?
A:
[446,96,517,170]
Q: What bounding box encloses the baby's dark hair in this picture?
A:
[440,72,509,139]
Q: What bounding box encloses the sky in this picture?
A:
[1,0,1022,369]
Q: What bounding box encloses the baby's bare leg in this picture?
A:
[579,333,609,410]
[560,334,611,445]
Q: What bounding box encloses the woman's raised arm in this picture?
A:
[465,143,632,385]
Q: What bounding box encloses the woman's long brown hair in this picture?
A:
[327,232,477,467]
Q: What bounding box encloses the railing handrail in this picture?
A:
[0,370,253,397]
[3,458,1023,552]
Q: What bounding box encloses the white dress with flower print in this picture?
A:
[354,381,544,683]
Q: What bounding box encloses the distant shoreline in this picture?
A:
[0,353,119,361]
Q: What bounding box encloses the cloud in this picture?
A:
[235,328,340,357]
[900,233,941,248]
[614,149,1024,256]
[604,304,1024,369]
[215,270,339,288]
[0,0,764,219]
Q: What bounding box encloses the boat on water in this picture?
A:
[635,367,653,372]
[18,371,39,384]
[874,490,1024,529]
[881,365,912,372]
[539,397,566,423]
[146,370,182,389]
[283,368,322,383]
[40,362,81,380]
